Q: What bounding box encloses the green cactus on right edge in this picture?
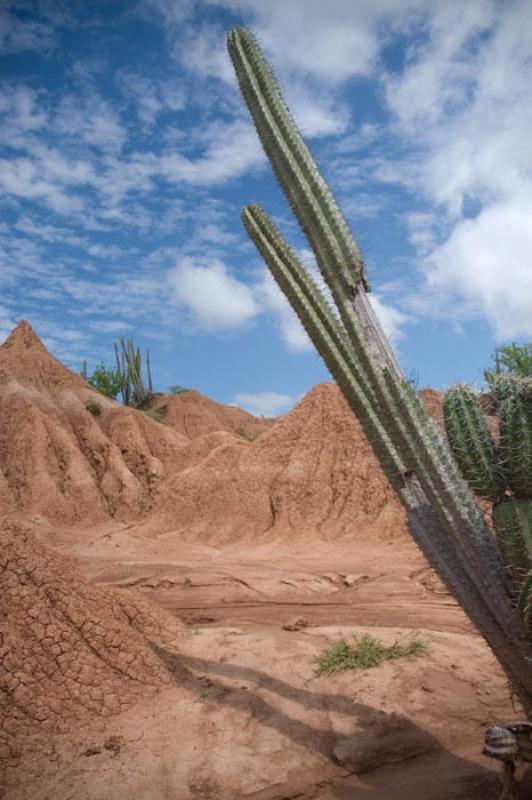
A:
[443,378,532,633]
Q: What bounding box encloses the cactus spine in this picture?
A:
[228,26,532,709]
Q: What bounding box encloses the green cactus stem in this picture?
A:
[493,498,532,578]
[227,27,369,295]
[443,385,506,501]
[499,379,532,500]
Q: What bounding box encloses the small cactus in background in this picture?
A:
[114,336,154,408]
[443,379,532,634]
[227,25,532,711]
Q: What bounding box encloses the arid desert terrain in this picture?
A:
[1,321,531,799]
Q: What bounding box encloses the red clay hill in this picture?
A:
[0,321,477,799]
[0,321,425,542]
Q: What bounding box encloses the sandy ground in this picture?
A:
[5,521,531,800]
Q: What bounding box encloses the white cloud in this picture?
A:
[233,390,296,417]
[177,22,235,83]
[380,0,532,339]
[88,319,130,333]
[0,156,85,214]
[55,94,127,153]
[168,256,259,331]
[0,84,48,145]
[385,1,496,134]
[159,118,264,185]
[425,197,532,340]
[284,84,350,138]
[138,0,194,27]
[255,268,313,353]
[117,71,186,128]
[0,8,56,55]
[213,0,429,82]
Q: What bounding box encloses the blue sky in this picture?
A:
[2,1,532,415]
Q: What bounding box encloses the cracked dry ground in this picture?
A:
[3,520,532,800]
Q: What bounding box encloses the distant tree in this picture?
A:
[81,360,124,399]
[484,342,532,385]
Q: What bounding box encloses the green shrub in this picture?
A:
[81,360,125,399]
[314,633,427,676]
[484,342,532,385]
[85,398,102,416]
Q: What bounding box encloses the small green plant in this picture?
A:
[168,385,191,395]
[81,360,125,399]
[313,633,427,677]
[85,397,102,416]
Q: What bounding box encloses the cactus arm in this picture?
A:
[243,205,377,407]
[228,27,405,380]
[500,383,532,500]
[493,498,532,577]
[443,385,506,501]
[228,27,368,294]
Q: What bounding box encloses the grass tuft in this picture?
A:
[314,633,427,676]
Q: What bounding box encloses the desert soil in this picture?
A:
[4,520,531,800]
[1,321,530,799]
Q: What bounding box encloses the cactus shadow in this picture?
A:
[151,643,504,798]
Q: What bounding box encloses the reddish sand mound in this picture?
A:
[159,382,409,543]
[0,320,88,392]
[0,520,183,784]
[153,389,272,440]
[0,321,449,543]
[0,322,190,525]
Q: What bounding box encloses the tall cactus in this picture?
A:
[114,337,154,408]
[227,26,532,709]
[444,380,532,636]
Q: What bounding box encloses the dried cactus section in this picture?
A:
[228,25,532,710]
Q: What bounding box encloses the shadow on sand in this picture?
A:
[151,644,529,799]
